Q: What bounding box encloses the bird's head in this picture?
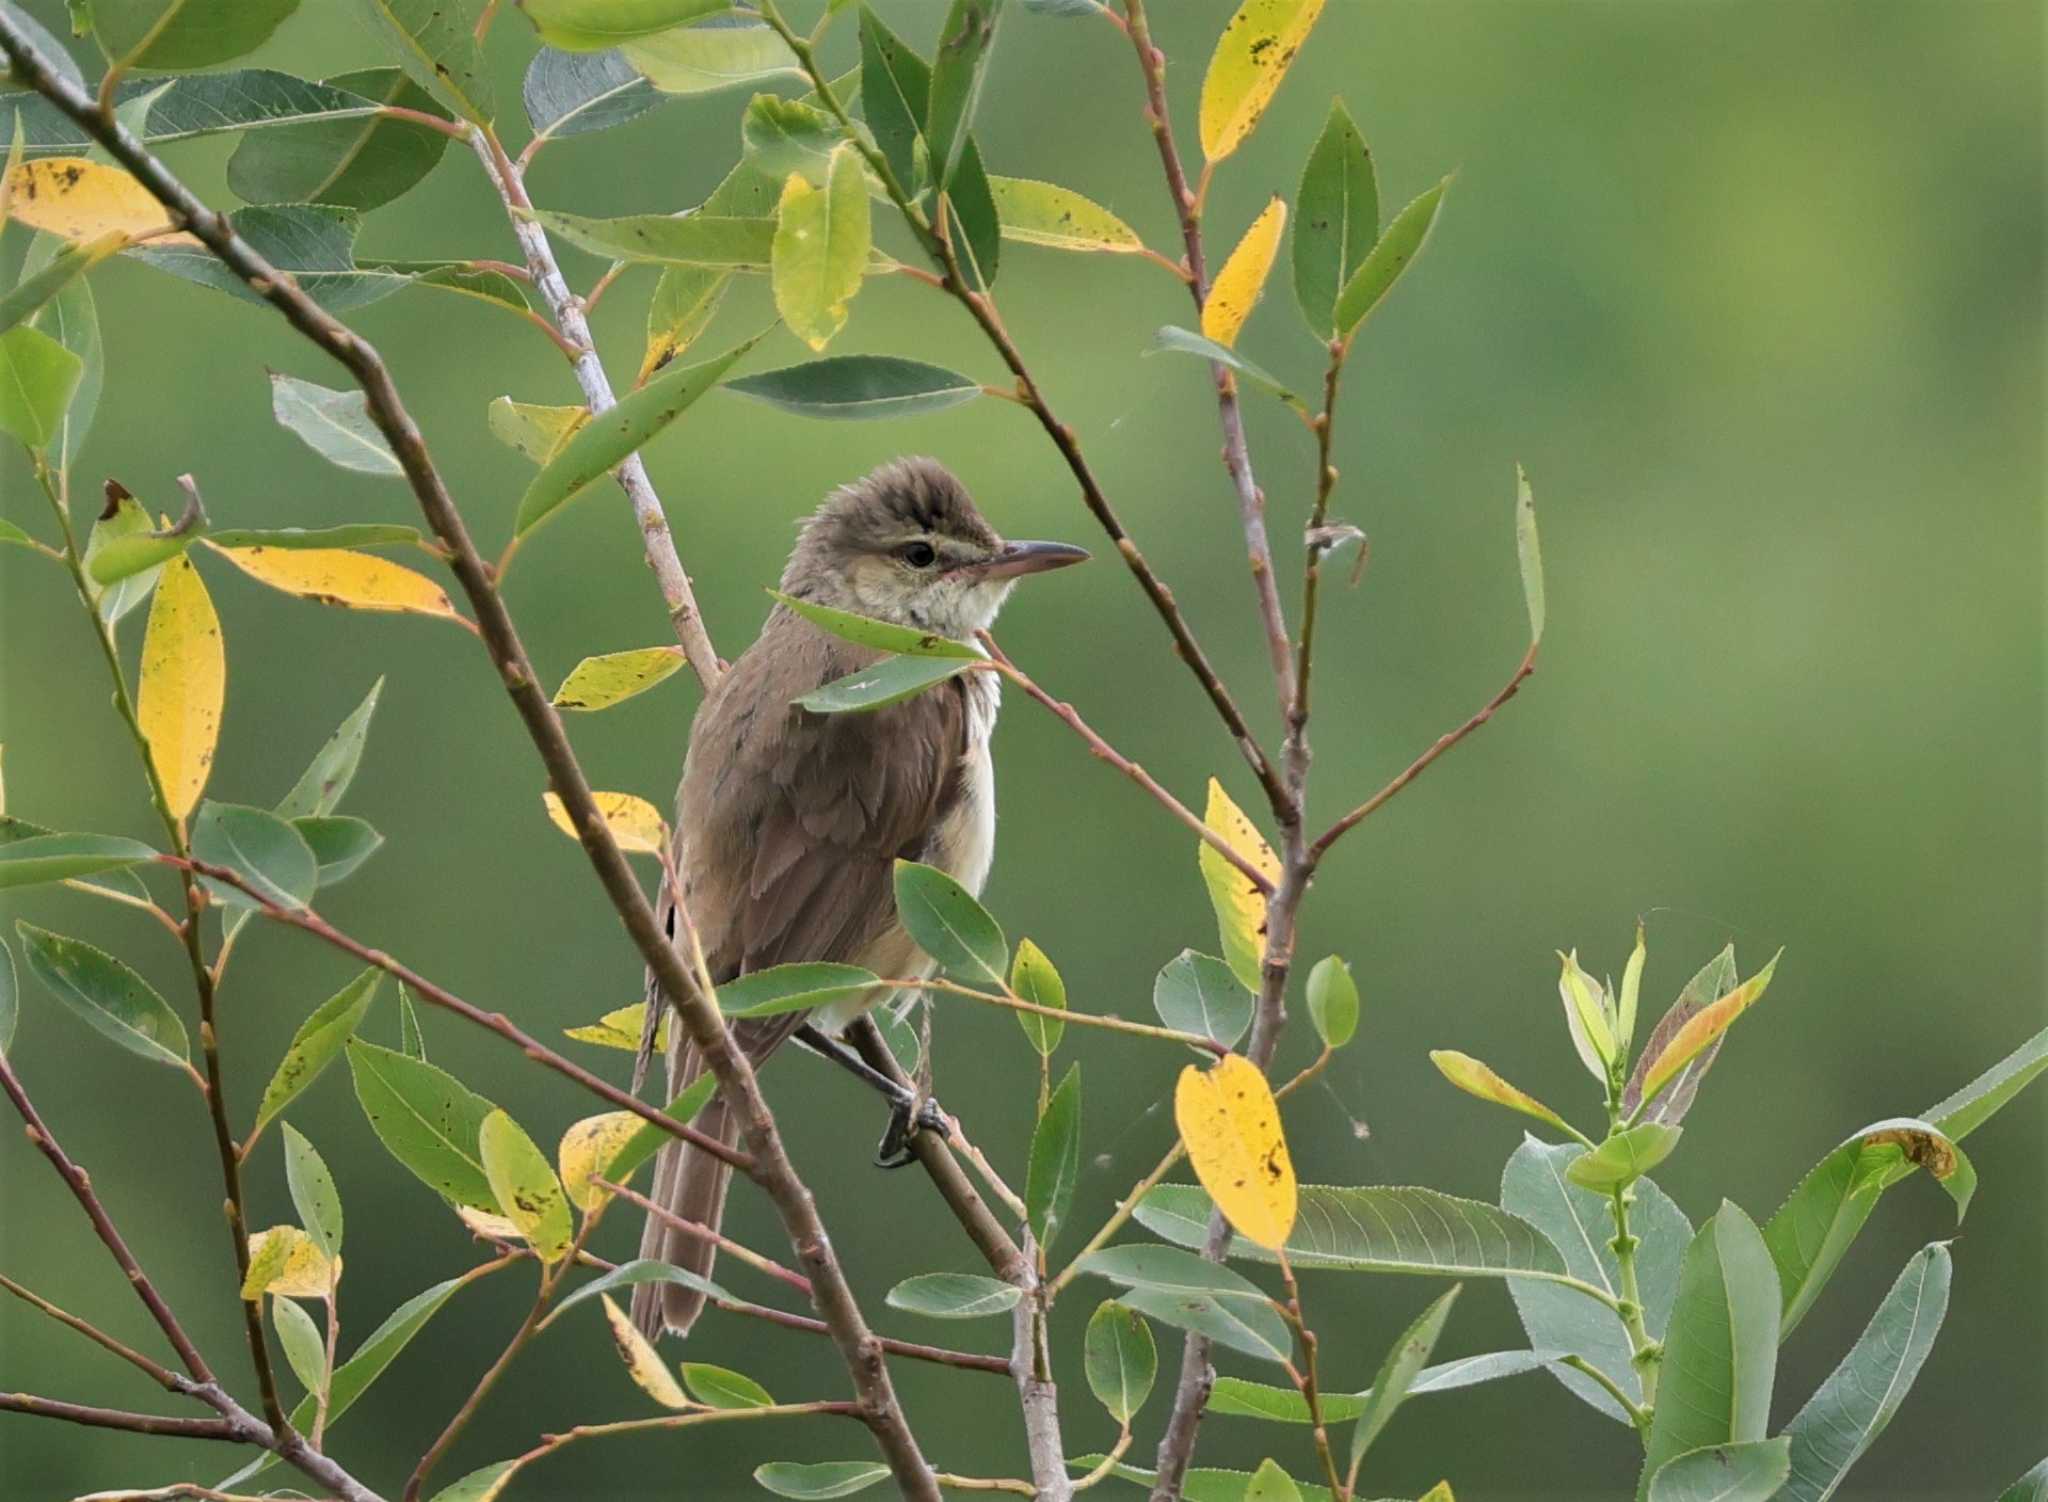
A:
[781,457,1088,638]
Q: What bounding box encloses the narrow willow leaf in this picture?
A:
[256,969,380,1133]
[279,679,382,819]
[93,0,298,70]
[642,266,730,378]
[1333,177,1450,338]
[293,815,383,885]
[0,323,82,448]
[1147,326,1306,411]
[345,1038,497,1209]
[893,859,1006,983]
[1567,1122,1682,1191]
[772,590,982,658]
[1011,937,1066,1055]
[208,544,468,626]
[1085,1299,1156,1423]
[563,1002,667,1051]
[398,984,428,1059]
[601,1075,719,1190]
[886,1272,1021,1319]
[524,47,663,140]
[682,1361,775,1409]
[726,355,981,420]
[1999,1459,2048,1502]
[212,526,422,552]
[1635,952,1780,1116]
[1303,955,1358,1050]
[542,789,667,857]
[1203,197,1286,348]
[1026,1062,1082,1247]
[625,23,802,94]
[227,68,449,213]
[1557,948,1616,1080]
[3,157,186,241]
[1778,1243,1950,1502]
[1351,1286,1460,1467]
[1638,1203,1781,1497]
[135,553,222,821]
[1431,1049,1573,1134]
[24,236,100,468]
[356,0,494,122]
[717,962,878,1018]
[480,1109,573,1263]
[1622,946,1739,1125]
[989,175,1142,252]
[0,936,15,1056]
[130,204,412,313]
[1154,950,1252,1049]
[539,1255,731,1330]
[599,1292,690,1407]
[1922,1020,2048,1142]
[559,1111,649,1212]
[1291,100,1375,336]
[515,331,760,539]
[947,135,1002,290]
[924,0,1003,188]
[552,646,687,710]
[1118,1286,1290,1365]
[1516,465,1545,644]
[773,145,871,352]
[858,7,929,195]
[754,1462,892,1500]
[488,397,588,468]
[519,0,727,50]
[269,372,403,477]
[1177,1055,1297,1250]
[1198,778,1281,993]
[0,230,124,337]
[425,1459,523,1502]
[379,261,531,315]
[0,833,157,889]
[1210,1350,1568,1424]
[1199,0,1326,162]
[536,208,776,266]
[192,801,317,910]
[17,920,189,1067]
[282,1122,344,1259]
[272,1295,328,1397]
[1648,1440,1791,1502]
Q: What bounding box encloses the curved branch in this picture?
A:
[0,1393,237,1441]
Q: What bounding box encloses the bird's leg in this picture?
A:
[794,1023,948,1169]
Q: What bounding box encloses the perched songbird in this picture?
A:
[632,457,1087,1339]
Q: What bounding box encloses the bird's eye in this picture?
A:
[900,541,937,568]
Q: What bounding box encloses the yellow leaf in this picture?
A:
[1202,198,1286,348]
[1429,1050,1574,1134]
[480,1109,574,1264]
[564,1002,668,1053]
[1417,1485,1455,1502]
[4,158,194,243]
[600,1293,691,1409]
[543,790,669,857]
[205,544,471,627]
[1637,952,1781,1111]
[988,175,1145,253]
[455,1204,528,1243]
[1197,778,1280,993]
[1175,1053,1297,1250]
[243,1226,340,1299]
[771,146,869,352]
[1198,0,1328,162]
[559,1110,645,1213]
[552,646,688,711]
[137,553,224,823]
[486,396,589,467]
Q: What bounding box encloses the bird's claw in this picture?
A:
[874,1093,949,1169]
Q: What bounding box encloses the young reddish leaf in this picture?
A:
[1202,197,1286,348]
[1198,0,1328,162]
[137,552,224,822]
[1175,1054,1297,1250]
[1636,953,1781,1116]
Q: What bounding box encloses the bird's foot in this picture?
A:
[874,1093,950,1169]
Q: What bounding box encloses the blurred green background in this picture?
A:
[2,2,2040,1497]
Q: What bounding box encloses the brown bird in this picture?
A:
[632,457,1087,1339]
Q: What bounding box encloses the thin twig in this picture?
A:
[595,1177,813,1296]
[0,1393,237,1441]
[0,1274,189,1395]
[878,975,1224,1054]
[1274,1253,1346,1500]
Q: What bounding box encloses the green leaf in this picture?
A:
[717,962,878,1018]
[398,983,427,1059]
[537,207,776,266]
[130,204,412,312]
[1923,1020,2048,1142]
[1079,1243,1274,1300]
[345,1038,497,1209]
[602,1074,719,1189]
[80,484,167,622]
[726,355,981,420]
[0,230,122,338]
[25,233,100,470]
[682,1361,775,1409]
[355,0,494,121]
[1622,945,1738,1125]
[269,372,404,478]
[540,1256,731,1329]
[514,331,760,539]
[1026,1061,1082,1247]
[1153,949,1252,1049]
[625,23,802,94]
[754,1462,892,1500]
[523,46,664,140]
[553,646,688,710]
[1243,1459,1302,1502]
[741,93,848,185]
[425,1460,522,1502]
[1648,1440,1791,1502]
[255,969,380,1134]
[797,656,984,714]
[885,1271,1021,1319]
[1351,1286,1459,1466]
[16,920,189,1068]
[1084,1299,1156,1424]
[379,261,532,315]
[278,679,383,819]
[858,7,929,195]
[893,859,1005,984]
[1209,1349,1568,1423]
[1999,1459,2048,1502]
[0,935,16,1056]
[1638,1202,1781,1499]
[479,1109,573,1263]
[1515,464,1544,644]
[1060,1458,1334,1501]
[227,68,450,212]
[945,134,1000,291]
[192,801,319,911]
[213,526,422,552]
[771,589,982,657]
[518,0,727,49]
[1291,101,1376,337]
[1010,937,1065,1055]
[0,322,82,448]
[643,265,731,376]
[1303,955,1357,1049]
[773,142,871,351]
[282,1121,344,1259]
[293,815,384,885]
[488,396,588,466]
[1147,326,1305,412]
[1566,1122,1683,1191]
[0,832,156,889]
[924,0,1003,188]
[1118,1285,1291,1365]
[273,1295,328,1396]
[989,174,1143,252]
[93,0,299,70]
[1332,176,1450,338]
[1501,1136,1690,1424]
[1778,1243,1949,1502]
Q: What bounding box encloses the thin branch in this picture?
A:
[469,128,723,689]
[0,1393,237,1441]
[878,975,1224,1054]
[596,1177,814,1297]
[1274,1254,1345,1500]
[715,1296,1012,1376]
[0,1274,189,1395]
[1285,343,1348,796]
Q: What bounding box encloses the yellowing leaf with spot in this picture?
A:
[1176,1054,1296,1249]
[552,646,688,711]
[564,1002,668,1053]
[1429,1050,1574,1134]
[243,1226,340,1299]
[4,158,194,244]
[479,1109,573,1264]
[559,1110,645,1213]
[988,176,1145,253]
[1198,778,1280,993]
[1637,952,1781,1113]
[455,1204,528,1243]
[1202,198,1286,348]
[543,790,668,857]
[1198,0,1328,163]
[137,553,224,823]
[206,545,470,627]
[600,1293,691,1408]
[771,145,870,352]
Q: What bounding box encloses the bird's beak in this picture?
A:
[970,539,1091,581]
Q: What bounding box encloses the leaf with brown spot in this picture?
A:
[478,1109,573,1263]
[1197,778,1280,993]
[1175,1054,1297,1250]
[2,158,196,243]
[205,542,470,628]
[1198,0,1328,163]
[599,1293,691,1408]
[542,790,668,858]
[1202,197,1286,349]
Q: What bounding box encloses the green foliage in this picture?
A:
[1350,1286,1459,1468]
[892,859,1007,985]
[754,1462,891,1499]
[1303,954,1357,1049]
[16,920,189,1068]
[345,1038,498,1209]
[192,800,318,910]
[1290,101,1375,338]
[726,356,982,420]
[0,324,81,447]
[269,373,405,477]
[1152,949,1252,1050]
[885,1272,1021,1319]
[281,1121,344,1259]
[1025,1061,1081,1247]
[1009,937,1066,1055]
[683,1362,776,1409]
[1084,1299,1156,1424]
